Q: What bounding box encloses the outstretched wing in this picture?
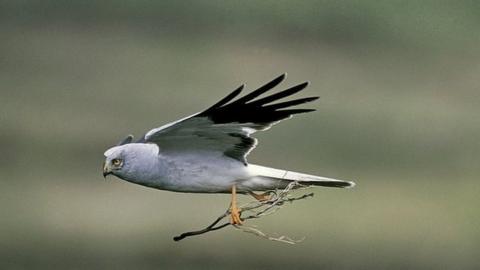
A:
[139,74,318,164]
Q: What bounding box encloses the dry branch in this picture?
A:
[173,181,314,243]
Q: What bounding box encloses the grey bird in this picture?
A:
[102,74,355,224]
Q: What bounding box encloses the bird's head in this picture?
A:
[102,143,159,180]
[103,145,128,179]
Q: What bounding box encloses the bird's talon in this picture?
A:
[230,185,243,225]
[230,207,243,225]
[250,191,272,202]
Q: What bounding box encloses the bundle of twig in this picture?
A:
[173,181,314,244]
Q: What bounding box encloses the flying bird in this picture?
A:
[103,74,355,224]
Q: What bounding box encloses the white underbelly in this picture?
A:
[159,152,251,193]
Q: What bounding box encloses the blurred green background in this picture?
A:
[1,1,479,269]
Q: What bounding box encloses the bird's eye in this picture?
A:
[112,159,123,167]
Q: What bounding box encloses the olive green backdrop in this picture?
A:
[1,1,479,269]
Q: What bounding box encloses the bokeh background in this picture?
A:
[1,1,479,269]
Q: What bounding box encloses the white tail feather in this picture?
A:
[248,164,355,188]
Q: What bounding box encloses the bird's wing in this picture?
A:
[139,74,318,164]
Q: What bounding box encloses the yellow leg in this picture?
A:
[230,185,243,225]
[249,191,272,202]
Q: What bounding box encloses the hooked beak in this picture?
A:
[103,161,112,178]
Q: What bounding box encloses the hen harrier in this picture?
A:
[103,74,355,224]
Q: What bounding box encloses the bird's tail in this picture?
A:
[248,164,355,189]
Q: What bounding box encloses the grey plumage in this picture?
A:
[103,74,355,193]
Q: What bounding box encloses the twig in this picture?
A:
[173,182,313,243]
[234,225,306,244]
[173,212,230,241]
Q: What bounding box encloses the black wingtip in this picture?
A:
[298,81,310,89]
[270,73,287,87]
[273,73,287,82]
[200,84,244,114]
[197,74,316,125]
[117,134,134,146]
[231,74,287,105]
[249,80,310,106]
[263,96,319,110]
[306,96,320,103]
[270,73,287,85]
